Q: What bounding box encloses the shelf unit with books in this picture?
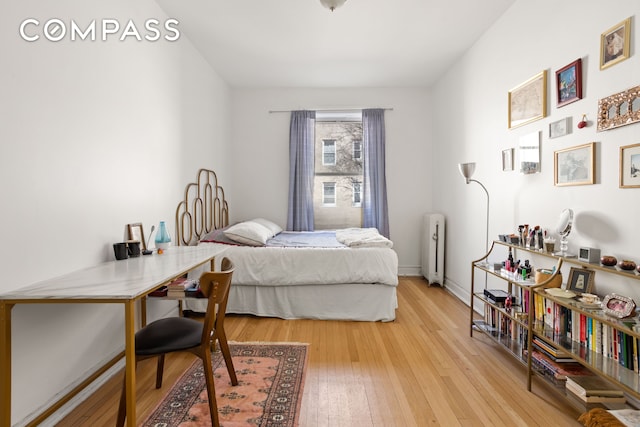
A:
[469,240,563,388]
[471,239,640,409]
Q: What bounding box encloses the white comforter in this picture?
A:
[335,227,393,248]
[204,243,398,287]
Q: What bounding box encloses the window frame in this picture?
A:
[322,181,336,206]
[322,139,336,166]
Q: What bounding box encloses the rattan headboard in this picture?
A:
[175,168,229,246]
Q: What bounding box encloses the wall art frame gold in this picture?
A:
[554,142,595,187]
[597,84,640,132]
[508,70,547,129]
[620,143,640,188]
[600,17,631,70]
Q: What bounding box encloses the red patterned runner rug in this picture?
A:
[141,342,308,427]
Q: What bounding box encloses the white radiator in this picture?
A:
[421,213,445,286]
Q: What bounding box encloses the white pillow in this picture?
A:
[251,218,283,237]
[223,221,272,246]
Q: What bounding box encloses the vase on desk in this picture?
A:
[155,221,171,250]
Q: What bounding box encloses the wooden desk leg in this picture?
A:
[1,302,14,427]
[124,300,137,427]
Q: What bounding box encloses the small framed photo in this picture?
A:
[508,71,547,129]
[127,223,146,251]
[619,143,640,188]
[602,293,636,319]
[600,17,631,70]
[549,117,571,139]
[556,59,582,107]
[502,148,514,171]
[554,142,595,186]
[566,267,595,294]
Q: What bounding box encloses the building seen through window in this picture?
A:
[314,111,363,229]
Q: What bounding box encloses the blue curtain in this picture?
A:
[287,110,316,231]
[362,109,390,238]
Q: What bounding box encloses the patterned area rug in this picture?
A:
[141,342,308,427]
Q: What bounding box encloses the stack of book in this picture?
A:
[565,375,626,404]
[529,349,590,387]
[532,337,574,363]
[167,277,199,298]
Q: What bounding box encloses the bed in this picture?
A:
[175,169,398,321]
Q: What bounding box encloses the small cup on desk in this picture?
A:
[113,242,129,260]
[127,241,141,258]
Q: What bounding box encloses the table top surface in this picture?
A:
[0,245,227,301]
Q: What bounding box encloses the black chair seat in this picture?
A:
[136,317,203,356]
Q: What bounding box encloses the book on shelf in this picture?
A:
[529,349,591,380]
[565,375,624,397]
[167,277,199,297]
[148,285,168,297]
[532,338,574,362]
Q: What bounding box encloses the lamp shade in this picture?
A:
[458,162,476,181]
[320,0,347,11]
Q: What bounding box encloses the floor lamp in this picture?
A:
[458,161,490,258]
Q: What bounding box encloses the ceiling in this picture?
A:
[156,0,515,88]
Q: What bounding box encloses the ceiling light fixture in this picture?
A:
[320,0,347,12]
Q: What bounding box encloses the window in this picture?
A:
[322,182,336,206]
[322,140,336,165]
[313,112,363,229]
[352,140,362,161]
[352,181,362,207]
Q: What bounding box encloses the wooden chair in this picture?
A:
[116,257,237,427]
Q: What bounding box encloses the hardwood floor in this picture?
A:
[59,277,582,426]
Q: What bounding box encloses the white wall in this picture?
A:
[432,1,640,303]
[230,88,433,274]
[1,1,230,423]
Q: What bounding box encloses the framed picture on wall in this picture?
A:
[620,143,640,188]
[566,267,595,294]
[508,71,547,129]
[556,59,582,107]
[600,17,631,70]
[554,142,595,186]
[549,117,570,139]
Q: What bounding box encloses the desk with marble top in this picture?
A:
[0,244,227,427]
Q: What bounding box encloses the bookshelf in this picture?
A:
[470,240,640,407]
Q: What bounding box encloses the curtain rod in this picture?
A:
[268,107,394,113]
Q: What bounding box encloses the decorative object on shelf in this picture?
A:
[577,114,588,129]
[508,70,547,129]
[554,142,596,186]
[543,237,556,253]
[556,58,582,107]
[553,208,575,257]
[155,220,172,250]
[600,17,631,70]
[597,84,640,132]
[458,162,490,254]
[619,143,640,188]
[545,288,576,299]
[600,255,617,267]
[319,0,347,11]
[501,148,514,171]
[535,268,562,288]
[518,131,540,174]
[602,293,636,318]
[578,247,601,264]
[617,260,637,271]
[549,117,571,139]
[566,267,595,294]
